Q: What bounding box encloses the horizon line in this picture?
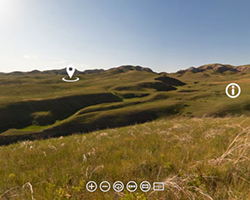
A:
[1,62,250,74]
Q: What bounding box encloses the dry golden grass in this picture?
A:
[0,116,250,199]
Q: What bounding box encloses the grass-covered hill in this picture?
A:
[2,63,250,144]
[1,64,250,199]
[0,117,249,199]
[0,65,186,144]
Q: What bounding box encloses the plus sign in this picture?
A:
[86,181,97,192]
[89,183,95,190]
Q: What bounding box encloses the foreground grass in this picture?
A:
[0,117,250,199]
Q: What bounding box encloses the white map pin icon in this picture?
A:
[66,65,75,79]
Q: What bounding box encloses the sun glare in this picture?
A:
[0,0,20,21]
[0,0,12,12]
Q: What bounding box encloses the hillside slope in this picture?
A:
[2,63,250,144]
[0,117,249,199]
[0,66,186,144]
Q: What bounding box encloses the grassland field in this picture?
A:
[0,117,249,199]
[2,66,250,141]
[0,65,250,199]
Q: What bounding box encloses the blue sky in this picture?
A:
[1,0,250,72]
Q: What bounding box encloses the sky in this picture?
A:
[1,0,250,73]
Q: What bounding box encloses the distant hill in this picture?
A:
[5,65,154,75]
[176,63,250,75]
[5,63,250,75]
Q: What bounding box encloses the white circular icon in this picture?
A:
[113,181,124,192]
[225,83,241,98]
[86,181,97,192]
[126,181,138,192]
[140,181,151,192]
[99,181,111,192]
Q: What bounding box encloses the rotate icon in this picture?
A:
[113,181,124,192]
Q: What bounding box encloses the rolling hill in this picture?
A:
[1,63,250,145]
[1,64,250,199]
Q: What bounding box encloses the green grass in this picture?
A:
[0,71,156,104]
[3,69,250,142]
[1,68,250,199]
[0,117,249,199]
